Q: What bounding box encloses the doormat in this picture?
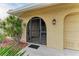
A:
[28,44,40,49]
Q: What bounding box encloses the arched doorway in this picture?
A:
[27,17,46,45]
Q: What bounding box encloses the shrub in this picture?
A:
[0,15,23,43]
[0,34,6,42]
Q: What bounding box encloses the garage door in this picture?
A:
[64,13,79,50]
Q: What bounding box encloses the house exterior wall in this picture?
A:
[20,4,79,50]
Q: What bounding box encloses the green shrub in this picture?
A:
[0,15,22,43]
[0,34,6,42]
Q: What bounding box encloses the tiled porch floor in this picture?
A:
[22,43,79,56]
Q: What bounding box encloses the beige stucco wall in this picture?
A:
[20,4,79,50]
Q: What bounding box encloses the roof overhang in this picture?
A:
[7,3,58,16]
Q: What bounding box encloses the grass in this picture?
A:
[0,45,26,56]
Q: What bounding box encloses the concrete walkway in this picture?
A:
[22,43,79,56]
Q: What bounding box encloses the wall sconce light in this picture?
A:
[52,19,56,25]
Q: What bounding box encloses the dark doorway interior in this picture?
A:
[27,17,46,45]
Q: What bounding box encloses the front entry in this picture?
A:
[27,17,46,45]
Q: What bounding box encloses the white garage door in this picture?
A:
[64,13,79,50]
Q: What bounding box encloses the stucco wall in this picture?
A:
[20,4,79,50]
